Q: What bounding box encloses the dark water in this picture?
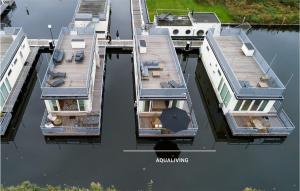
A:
[1,0,299,190]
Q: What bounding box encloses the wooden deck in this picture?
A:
[137,35,181,89]
[131,0,143,29]
[0,35,13,60]
[233,114,284,128]
[215,36,266,87]
[48,35,94,88]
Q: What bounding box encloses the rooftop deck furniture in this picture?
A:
[52,49,64,63]
[151,117,162,128]
[53,117,62,126]
[47,79,65,87]
[152,71,160,77]
[168,80,183,88]
[47,113,57,122]
[48,70,66,79]
[66,52,73,62]
[160,82,172,88]
[75,50,84,62]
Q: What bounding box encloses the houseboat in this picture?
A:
[40,27,105,136]
[154,12,221,40]
[200,27,295,136]
[133,28,198,138]
[72,0,110,38]
[0,27,30,135]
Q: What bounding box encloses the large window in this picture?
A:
[258,100,268,111]
[78,100,85,111]
[49,100,58,111]
[234,100,243,111]
[251,100,262,111]
[220,84,228,100]
[217,78,224,91]
[224,92,232,107]
[1,84,9,101]
[241,100,252,111]
[0,93,5,108]
[5,78,11,91]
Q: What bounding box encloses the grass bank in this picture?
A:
[146,0,300,24]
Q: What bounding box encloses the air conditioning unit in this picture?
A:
[241,43,254,56]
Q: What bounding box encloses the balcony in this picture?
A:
[225,109,295,136]
[40,111,100,136]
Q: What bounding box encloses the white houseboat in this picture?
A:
[154,12,221,40]
[0,27,30,135]
[73,0,110,38]
[40,27,105,136]
[133,28,198,138]
[200,27,295,136]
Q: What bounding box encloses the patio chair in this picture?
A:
[47,79,65,87]
[47,113,57,122]
[160,82,172,88]
[52,49,64,63]
[75,50,84,62]
[66,52,74,62]
[168,80,184,88]
[48,70,66,79]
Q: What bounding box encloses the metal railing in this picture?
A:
[206,28,285,98]
[40,111,100,135]
[41,27,96,97]
[225,109,295,136]
[0,27,25,79]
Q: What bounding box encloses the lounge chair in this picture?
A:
[168,80,184,88]
[48,70,66,79]
[66,52,73,62]
[52,49,64,63]
[160,82,172,88]
[75,50,84,62]
[47,79,65,87]
[140,64,149,77]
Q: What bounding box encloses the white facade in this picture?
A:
[201,39,275,115]
[0,36,30,111]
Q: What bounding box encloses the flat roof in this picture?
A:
[47,35,93,88]
[136,34,182,89]
[215,36,269,88]
[190,13,220,23]
[77,0,107,18]
[0,35,13,62]
[156,15,192,26]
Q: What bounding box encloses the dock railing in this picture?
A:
[206,28,285,98]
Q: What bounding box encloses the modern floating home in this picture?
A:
[200,27,295,136]
[0,27,30,135]
[133,28,198,138]
[154,12,221,40]
[40,27,105,136]
[73,0,110,38]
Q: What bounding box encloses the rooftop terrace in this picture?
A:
[155,15,192,26]
[41,27,96,98]
[135,28,187,98]
[206,28,285,99]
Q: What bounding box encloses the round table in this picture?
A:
[53,118,62,126]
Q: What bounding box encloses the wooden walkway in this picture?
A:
[2,47,39,112]
[28,39,57,47]
[97,39,133,48]
[131,0,143,30]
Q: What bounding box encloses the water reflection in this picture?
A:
[195,58,285,145]
[154,140,180,158]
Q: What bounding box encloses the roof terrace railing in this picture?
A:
[135,28,188,98]
[41,27,96,98]
[206,28,285,98]
[0,27,24,79]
